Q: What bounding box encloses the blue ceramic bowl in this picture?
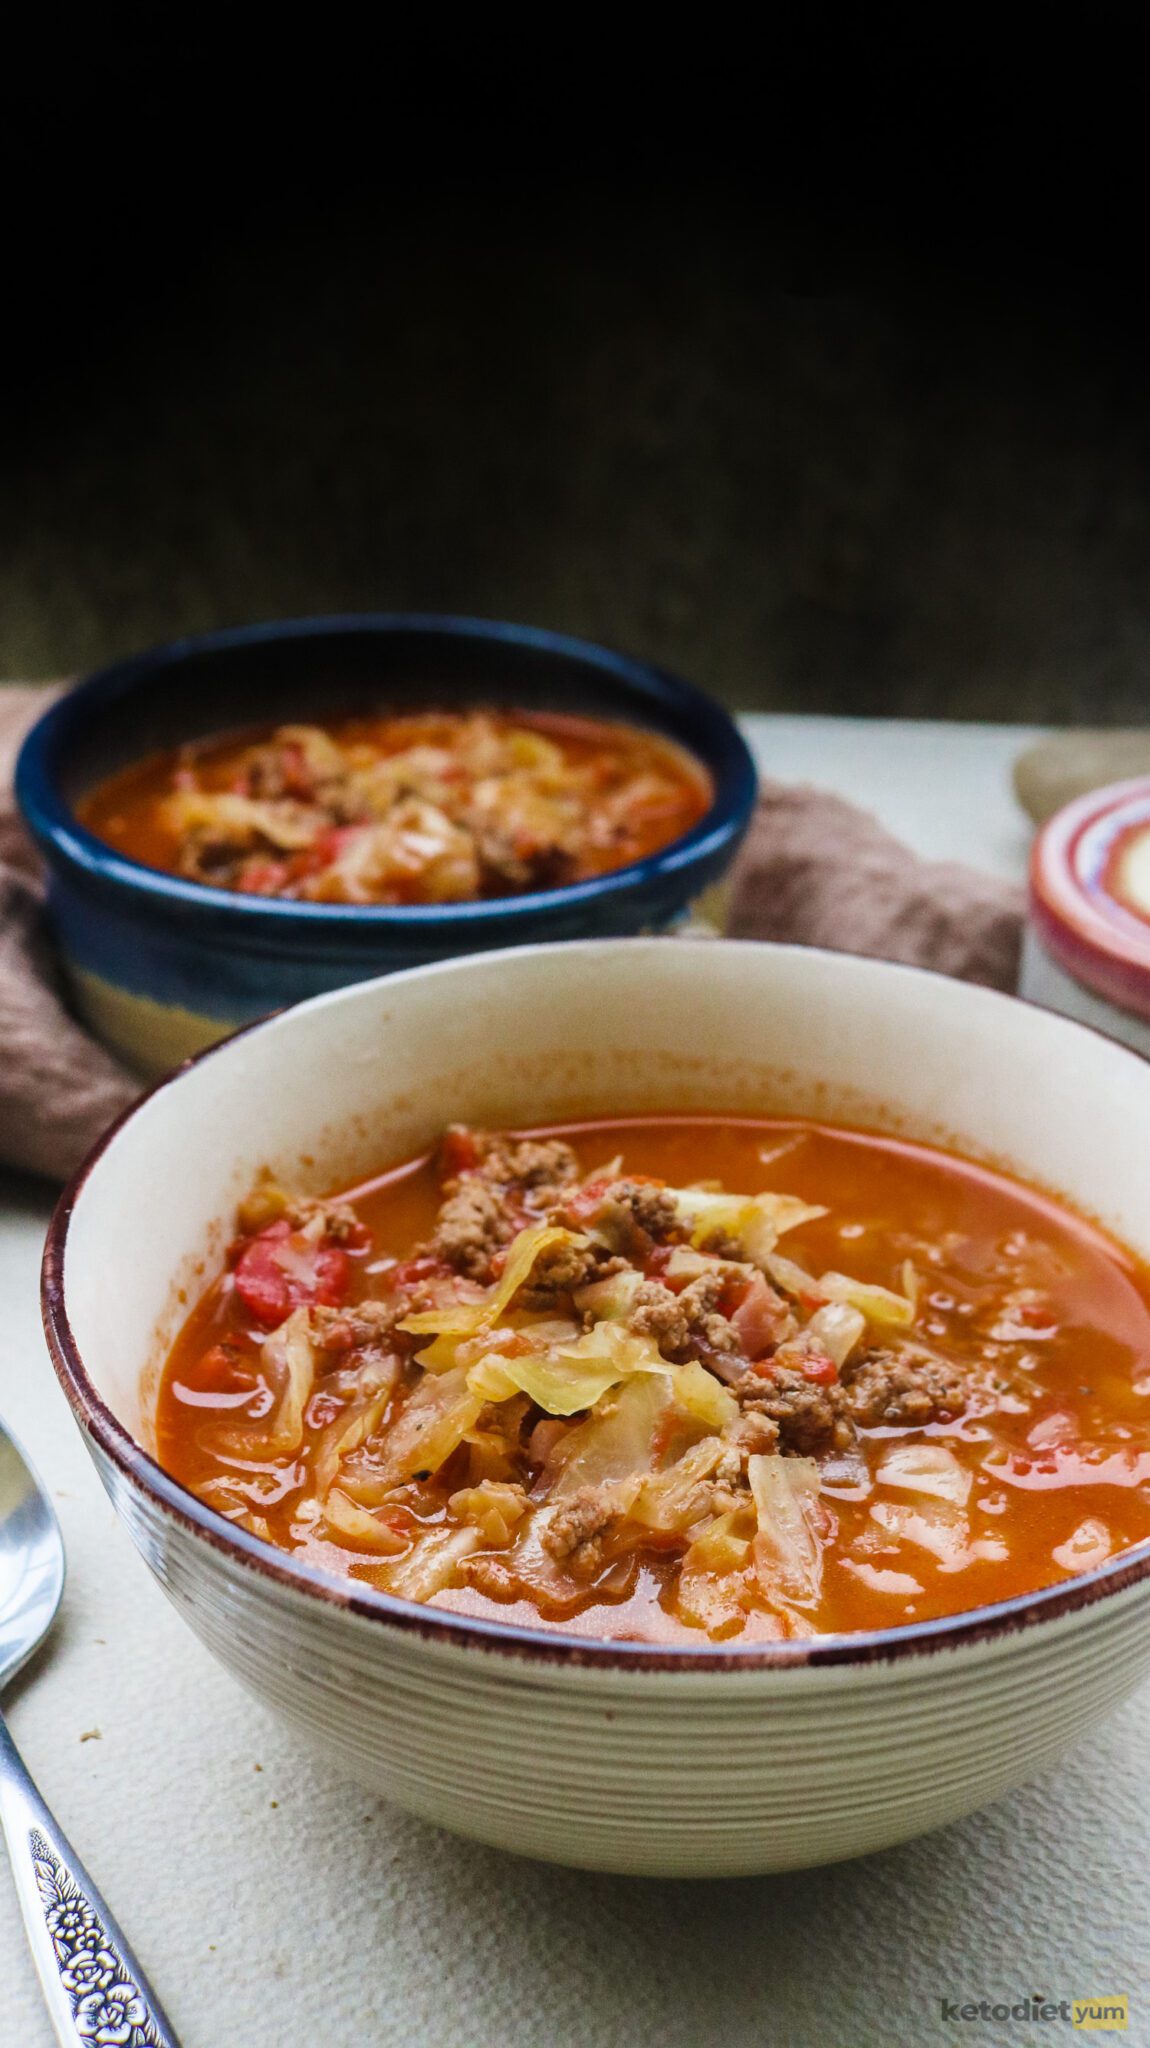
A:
[17,615,758,1076]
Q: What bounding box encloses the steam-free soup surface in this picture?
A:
[79,710,711,904]
[156,1118,1150,1644]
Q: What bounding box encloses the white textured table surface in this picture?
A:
[4,716,1146,2048]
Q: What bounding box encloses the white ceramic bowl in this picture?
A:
[43,940,1150,1877]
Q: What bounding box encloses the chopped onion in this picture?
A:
[877,1442,972,1505]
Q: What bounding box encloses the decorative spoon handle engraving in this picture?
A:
[0,1713,180,2046]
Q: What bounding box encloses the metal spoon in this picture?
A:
[0,1420,180,2046]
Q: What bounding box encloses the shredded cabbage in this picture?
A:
[399,1223,589,1338]
[378,1525,481,1601]
[466,1320,669,1416]
[211,1306,318,1458]
[766,1253,915,1328]
[311,1373,396,1498]
[877,1442,972,1504]
[552,1374,673,1497]
[817,1271,915,1328]
[633,1437,725,1533]
[748,1453,825,1606]
[573,1267,643,1322]
[374,1363,484,1484]
[870,1497,972,1569]
[666,1360,739,1429]
[322,1487,409,1552]
[806,1301,867,1366]
[676,1511,755,1636]
[668,1187,826,1265]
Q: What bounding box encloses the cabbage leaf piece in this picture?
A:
[211,1305,318,1459]
[877,1442,972,1504]
[748,1453,826,1609]
[398,1224,590,1339]
[465,1320,669,1416]
[766,1252,915,1328]
[373,1363,485,1484]
[550,1374,674,1497]
[666,1188,827,1266]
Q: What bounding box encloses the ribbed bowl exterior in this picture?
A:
[47,940,1150,1878]
[88,1432,1150,1877]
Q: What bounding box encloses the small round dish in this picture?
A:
[16,614,757,1077]
[1024,776,1150,1055]
[41,938,1150,1876]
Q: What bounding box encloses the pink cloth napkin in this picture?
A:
[0,686,1024,1182]
[0,686,139,1182]
[726,778,1024,990]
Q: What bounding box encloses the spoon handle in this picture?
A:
[0,1711,181,2047]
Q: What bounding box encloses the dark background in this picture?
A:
[4,33,1148,720]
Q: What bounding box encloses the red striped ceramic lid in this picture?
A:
[1030,777,1150,1020]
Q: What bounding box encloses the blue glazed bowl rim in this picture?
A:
[15,613,759,931]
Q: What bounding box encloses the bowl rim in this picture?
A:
[40,936,1150,1675]
[15,612,758,933]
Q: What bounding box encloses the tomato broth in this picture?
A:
[156,1118,1150,1645]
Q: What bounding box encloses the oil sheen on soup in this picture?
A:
[156,1118,1150,1644]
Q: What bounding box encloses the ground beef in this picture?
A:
[740,1368,855,1458]
[465,1131,580,1201]
[582,1179,686,1255]
[518,1244,627,1312]
[432,1180,513,1281]
[295,1198,364,1244]
[841,1345,967,1427]
[631,1273,745,1379]
[309,1299,402,1353]
[713,1410,782,1489]
[541,1486,621,1580]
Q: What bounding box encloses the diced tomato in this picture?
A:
[233,1222,350,1327]
[730,1271,789,1361]
[439,1128,482,1178]
[799,1349,838,1385]
[386,1253,450,1293]
[560,1177,612,1225]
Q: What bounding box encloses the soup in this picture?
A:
[155,1117,1150,1644]
[78,710,711,905]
